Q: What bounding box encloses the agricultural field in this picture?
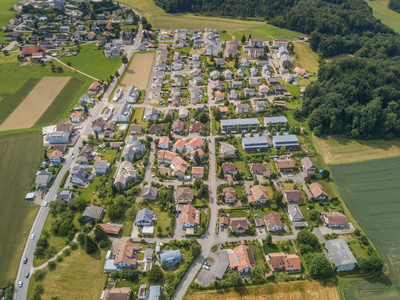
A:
[292,42,319,74]
[367,0,400,33]
[0,77,70,131]
[313,135,400,165]
[0,131,43,286]
[119,52,155,90]
[330,157,400,300]
[27,248,109,300]
[186,280,339,300]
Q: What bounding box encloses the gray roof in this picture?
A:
[242,136,269,146]
[148,285,161,300]
[135,208,154,224]
[287,204,304,220]
[272,134,299,144]
[142,186,158,198]
[221,118,259,127]
[35,172,52,184]
[214,250,229,279]
[325,239,357,267]
[160,249,181,264]
[82,205,104,219]
[264,116,287,124]
[145,248,154,260]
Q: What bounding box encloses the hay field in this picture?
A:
[293,42,319,73]
[331,158,400,299]
[119,52,155,90]
[0,131,42,286]
[0,77,70,131]
[186,280,339,300]
[312,135,400,165]
[367,0,400,33]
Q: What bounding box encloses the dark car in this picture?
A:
[23,257,28,264]
[25,273,30,278]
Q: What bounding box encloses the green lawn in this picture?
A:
[292,42,319,73]
[367,0,400,33]
[226,209,248,218]
[156,211,171,236]
[234,160,251,178]
[331,157,400,300]
[0,131,43,286]
[59,43,121,81]
[247,242,268,273]
[122,221,133,237]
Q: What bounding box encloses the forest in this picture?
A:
[388,0,400,13]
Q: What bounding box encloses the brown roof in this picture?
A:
[172,120,185,132]
[89,81,101,91]
[308,182,327,198]
[192,122,204,131]
[70,111,82,118]
[250,185,271,202]
[114,241,139,266]
[21,45,46,56]
[301,157,316,170]
[220,216,229,225]
[251,163,266,173]
[192,166,204,175]
[276,159,295,170]
[284,190,302,201]
[176,187,193,201]
[180,204,199,226]
[104,287,131,300]
[99,223,122,235]
[159,136,170,145]
[173,139,186,149]
[218,106,228,113]
[222,162,236,173]
[230,217,249,231]
[149,124,163,133]
[187,137,203,149]
[228,245,255,272]
[130,125,143,133]
[48,150,63,159]
[223,187,237,201]
[264,213,283,229]
[269,252,301,271]
[56,122,73,133]
[93,159,107,169]
[92,118,106,129]
[157,150,178,161]
[255,218,265,227]
[322,212,347,226]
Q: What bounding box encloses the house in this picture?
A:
[93,160,109,174]
[179,108,189,119]
[160,249,182,267]
[102,287,131,300]
[273,40,289,48]
[222,162,236,174]
[99,224,123,235]
[268,77,280,85]
[142,186,158,200]
[135,208,154,227]
[283,190,302,203]
[308,182,328,200]
[82,205,105,221]
[71,168,92,185]
[123,136,145,162]
[220,216,229,229]
[56,190,73,202]
[220,142,236,156]
[268,253,301,273]
[228,245,255,273]
[48,150,63,165]
[254,101,267,112]
[244,88,256,97]
[114,241,140,269]
[240,57,251,67]
[224,69,233,79]
[124,86,140,103]
[272,135,299,149]
[294,67,306,76]
[35,172,52,189]
[248,48,264,58]
[180,204,199,228]
[88,81,101,94]
[173,140,186,153]
[194,39,205,48]
[236,104,249,114]
[116,102,133,122]
[242,136,269,152]
[259,84,269,94]
[148,285,161,300]
[230,218,250,233]
[264,213,283,232]
[280,53,293,68]
[219,106,228,114]
[215,58,225,65]
[185,137,203,152]
[158,136,170,149]
[248,185,270,204]
[114,161,138,189]
[321,212,347,228]
[221,118,259,133]
[70,111,82,123]
[222,187,237,203]
[190,68,201,76]
[192,166,204,179]
[148,124,164,134]
[191,122,204,132]
[229,89,238,100]
[210,70,220,80]
[4,31,23,41]
[237,68,245,78]
[192,54,200,61]
[287,204,304,222]
[274,85,286,94]
[249,38,264,48]
[176,187,194,203]
[324,239,357,271]
[264,116,287,128]
[301,157,318,174]
[214,91,225,102]
[190,149,205,160]
[249,78,260,86]
[276,159,296,172]
[77,146,94,164]
[130,125,144,135]
[157,150,179,164]
[250,163,266,174]
[250,67,258,77]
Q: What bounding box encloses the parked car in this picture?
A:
[30,234,35,240]
[259,228,262,233]
[202,265,210,271]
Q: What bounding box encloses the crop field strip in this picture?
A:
[0,77,71,131]
[330,157,400,300]
[119,52,155,90]
[0,131,43,286]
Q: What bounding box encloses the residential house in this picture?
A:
[70,111,82,123]
[88,81,101,94]
[114,241,140,269]
[220,142,236,156]
[237,68,245,78]
[264,116,287,128]
[249,78,260,86]
[116,102,133,122]
[268,77,279,85]
[230,217,250,233]
[130,125,144,135]
[48,150,63,165]
[250,67,258,77]
[180,205,199,228]
[210,70,220,80]
[321,212,347,228]
[228,245,256,274]
[274,85,286,94]
[214,91,225,102]
[142,186,158,200]
[192,166,204,179]
[135,208,154,227]
[272,134,299,149]
[56,190,73,202]
[248,185,270,204]
[283,190,302,203]
[157,150,179,164]
[4,31,23,41]
[242,136,269,152]
[229,89,238,100]
[77,146,94,164]
[35,172,52,189]
[185,138,203,152]
[222,162,236,174]
[191,122,204,132]
[190,149,205,160]
[114,161,138,189]
[124,86,140,103]
[268,252,301,273]
[222,187,237,203]
[176,187,194,204]
[254,101,267,112]
[248,48,264,58]
[102,287,131,300]
[179,108,189,119]
[82,205,105,221]
[276,159,296,172]
[249,38,264,48]
[99,223,123,235]
[158,136,170,150]
[71,168,92,185]
[160,250,182,267]
[240,58,251,67]
[250,163,266,174]
[301,157,318,174]
[123,136,145,162]
[273,40,289,48]
[264,213,283,232]
[148,124,164,134]
[287,204,304,222]
[259,84,269,95]
[236,104,249,114]
[220,216,229,229]
[148,285,161,300]
[280,53,293,68]
[324,239,357,271]
[224,69,233,79]
[308,182,328,200]
[93,160,109,174]
[173,140,186,153]
[143,107,159,121]
[244,88,256,97]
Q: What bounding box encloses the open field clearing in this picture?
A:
[0,0,20,42]
[119,52,155,90]
[186,280,339,300]
[330,157,400,300]
[0,77,70,131]
[293,42,319,73]
[28,248,108,300]
[313,135,400,165]
[0,131,42,286]
[367,0,400,33]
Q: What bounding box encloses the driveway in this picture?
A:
[195,251,219,287]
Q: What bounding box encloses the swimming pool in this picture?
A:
[120,124,128,130]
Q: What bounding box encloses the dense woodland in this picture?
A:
[155,0,400,139]
[388,0,400,13]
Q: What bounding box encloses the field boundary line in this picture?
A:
[54,58,99,81]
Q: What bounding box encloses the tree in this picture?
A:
[230,272,242,286]
[226,127,231,134]
[247,124,252,133]
[84,235,98,254]
[267,122,273,132]
[190,238,201,257]
[114,70,120,78]
[309,255,333,279]
[77,232,86,245]
[309,209,321,221]
[285,121,290,131]
[94,225,108,243]
[214,107,221,121]
[296,230,318,247]
[357,254,383,273]
[276,122,282,131]
[270,128,275,136]
[194,178,202,189]
[121,54,128,65]
[265,233,272,244]
[237,124,242,133]
[321,170,330,179]
[194,150,201,164]
[250,131,254,137]
[218,167,224,178]
[234,57,239,68]
[3,50,9,56]
[199,112,209,123]
[241,35,246,43]
[248,34,252,40]
[148,265,163,283]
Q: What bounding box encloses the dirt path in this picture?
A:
[54,58,100,81]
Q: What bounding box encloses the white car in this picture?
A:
[18,281,23,288]
[30,234,35,240]
[203,265,210,271]
[151,174,156,178]
[44,202,48,207]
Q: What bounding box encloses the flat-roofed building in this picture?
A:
[264,116,287,128]
[221,118,259,133]
[325,239,357,271]
[242,136,269,152]
[272,135,299,149]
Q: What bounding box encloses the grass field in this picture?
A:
[292,42,319,73]
[367,0,400,33]
[330,157,400,300]
[0,77,71,131]
[186,280,339,300]
[28,248,109,300]
[0,131,42,286]
[34,77,85,127]
[119,52,155,90]
[59,43,121,81]
[312,135,400,165]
